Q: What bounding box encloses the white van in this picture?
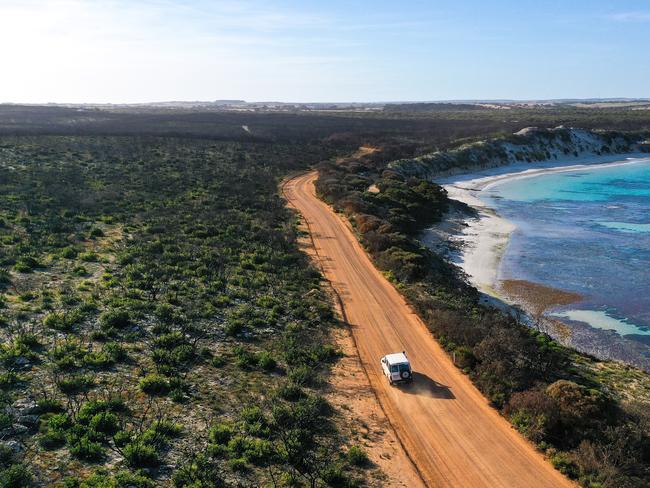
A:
[380,351,412,384]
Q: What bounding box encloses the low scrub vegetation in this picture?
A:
[0,135,365,486]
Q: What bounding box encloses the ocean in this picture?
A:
[483,158,650,362]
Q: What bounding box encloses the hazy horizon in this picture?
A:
[2,0,650,104]
[5,97,650,106]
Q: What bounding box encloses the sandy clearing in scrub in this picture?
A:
[283,171,574,488]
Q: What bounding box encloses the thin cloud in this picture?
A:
[609,11,650,22]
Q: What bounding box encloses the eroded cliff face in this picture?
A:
[389,127,648,179]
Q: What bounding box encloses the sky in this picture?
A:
[1,0,650,103]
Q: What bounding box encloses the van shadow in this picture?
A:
[400,372,455,400]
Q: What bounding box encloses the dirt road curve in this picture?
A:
[283,171,573,488]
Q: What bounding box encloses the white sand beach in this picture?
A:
[438,154,650,297]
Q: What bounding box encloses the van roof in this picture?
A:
[384,352,409,364]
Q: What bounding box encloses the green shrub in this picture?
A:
[79,252,99,262]
[0,341,35,369]
[72,266,89,277]
[321,465,358,487]
[242,438,273,465]
[35,398,64,414]
[60,246,78,259]
[89,227,104,238]
[39,429,67,449]
[113,431,132,448]
[14,256,39,273]
[153,331,185,349]
[169,388,186,403]
[241,406,266,430]
[211,355,226,368]
[175,343,194,360]
[505,390,558,444]
[63,469,156,488]
[54,356,80,373]
[43,311,81,331]
[0,373,20,391]
[83,351,114,369]
[17,291,35,302]
[99,309,131,330]
[77,399,128,423]
[233,346,257,370]
[78,300,98,315]
[224,321,243,336]
[453,346,476,369]
[151,420,182,438]
[276,383,305,402]
[139,374,169,396]
[550,451,578,478]
[314,344,340,362]
[123,442,159,468]
[15,333,40,350]
[256,351,276,371]
[89,412,120,436]
[288,365,317,386]
[233,346,277,371]
[46,413,72,431]
[209,422,234,445]
[172,453,226,488]
[0,413,13,430]
[0,269,11,289]
[104,342,127,362]
[56,375,95,395]
[0,463,33,487]
[68,435,104,461]
[207,444,229,459]
[227,457,247,472]
[138,428,163,447]
[346,446,369,467]
[212,294,231,308]
[89,330,109,342]
[510,410,549,443]
[0,444,14,468]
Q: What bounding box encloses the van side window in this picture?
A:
[390,365,398,373]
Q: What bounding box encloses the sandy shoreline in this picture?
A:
[433,153,650,370]
[438,153,650,297]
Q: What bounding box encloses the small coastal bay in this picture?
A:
[435,155,650,370]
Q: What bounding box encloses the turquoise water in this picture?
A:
[550,310,649,337]
[484,158,650,345]
[489,160,650,202]
[598,221,650,233]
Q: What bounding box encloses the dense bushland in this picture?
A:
[316,142,650,487]
[0,136,366,486]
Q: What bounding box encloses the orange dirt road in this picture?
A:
[283,171,574,488]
